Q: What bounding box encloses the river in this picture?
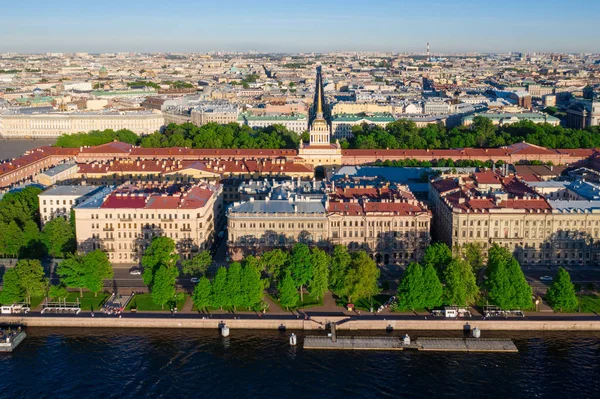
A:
[0,328,599,398]
[0,139,56,160]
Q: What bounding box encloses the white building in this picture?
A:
[38,185,105,225]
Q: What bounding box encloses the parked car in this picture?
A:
[540,275,553,282]
[129,268,142,275]
[190,277,200,283]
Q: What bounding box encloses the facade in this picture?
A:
[33,162,78,186]
[227,178,431,265]
[565,98,600,129]
[423,100,450,115]
[331,114,395,139]
[38,185,104,225]
[239,113,308,134]
[0,110,164,138]
[429,171,600,266]
[462,112,560,127]
[190,102,239,126]
[74,183,223,264]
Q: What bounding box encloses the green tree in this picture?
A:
[82,250,114,297]
[443,258,478,306]
[151,265,179,309]
[308,248,329,300]
[142,236,178,286]
[14,259,47,304]
[287,243,313,301]
[5,221,25,256]
[329,245,351,294]
[546,267,578,312]
[57,254,86,297]
[240,264,265,309]
[342,251,381,304]
[259,249,288,279]
[423,242,452,277]
[0,269,25,303]
[41,217,75,258]
[48,284,69,301]
[422,264,444,309]
[486,246,532,310]
[225,262,243,310]
[278,271,298,310]
[211,267,228,310]
[397,262,425,311]
[192,277,212,312]
[461,242,485,273]
[182,251,212,276]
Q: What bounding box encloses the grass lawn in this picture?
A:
[267,293,323,311]
[335,294,390,311]
[126,293,186,312]
[578,294,600,314]
[65,292,110,311]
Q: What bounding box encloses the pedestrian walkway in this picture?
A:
[299,292,352,315]
[263,295,288,315]
[180,296,194,314]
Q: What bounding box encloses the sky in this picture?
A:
[1,0,598,54]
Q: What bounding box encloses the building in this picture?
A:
[462,112,560,127]
[38,185,105,225]
[429,171,600,266]
[331,113,395,140]
[239,113,308,134]
[190,102,239,126]
[423,100,450,115]
[0,110,164,138]
[74,183,223,264]
[33,162,79,186]
[565,98,600,129]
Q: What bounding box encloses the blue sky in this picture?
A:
[1,0,598,53]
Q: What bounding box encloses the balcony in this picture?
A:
[103,227,114,232]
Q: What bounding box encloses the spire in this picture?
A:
[316,70,323,117]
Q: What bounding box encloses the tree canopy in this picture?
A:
[546,267,578,312]
[182,251,212,276]
[486,245,532,310]
[443,258,479,306]
[142,236,179,286]
[40,217,76,258]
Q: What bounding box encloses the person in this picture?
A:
[91,312,94,318]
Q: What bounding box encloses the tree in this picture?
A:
[329,245,351,294]
[225,262,243,310]
[57,254,86,297]
[13,259,47,304]
[240,264,264,310]
[443,258,478,306]
[259,249,288,280]
[397,263,425,311]
[287,243,313,301]
[422,264,444,309]
[486,246,532,310]
[142,236,178,286]
[41,217,75,258]
[342,251,380,304]
[278,271,298,310]
[182,251,212,276]
[308,248,329,300]
[48,284,69,301]
[461,242,485,273]
[192,277,212,312]
[211,267,228,310]
[0,269,25,303]
[82,250,114,297]
[546,267,578,312]
[151,265,179,309]
[423,242,452,277]
[5,221,25,256]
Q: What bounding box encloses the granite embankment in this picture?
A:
[2,316,600,331]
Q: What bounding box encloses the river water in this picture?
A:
[0,328,599,399]
[0,139,55,160]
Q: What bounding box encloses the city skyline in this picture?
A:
[1,0,599,54]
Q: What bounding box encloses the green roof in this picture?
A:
[91,90,157,97]
[333,113,395,122]
[463,112,560,123]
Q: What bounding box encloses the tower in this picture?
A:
[309,66,331,146]
[427,42,430,62]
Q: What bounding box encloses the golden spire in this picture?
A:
[316,71,323,117]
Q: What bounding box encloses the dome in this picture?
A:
[99,66,107,73]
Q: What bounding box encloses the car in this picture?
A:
[129,268,142,275]
[190,277,200,283]
[540,275,553,282]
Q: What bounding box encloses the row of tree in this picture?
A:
[342,117,600,150]
[55,129,139,147]
[192,262,265,311]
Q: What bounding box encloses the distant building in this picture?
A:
[239,113,308,134]
[34,162,78,186]
[190,102,238,126]
[331,113,395,139]
[565,98,600,129]
[462,112,560,127]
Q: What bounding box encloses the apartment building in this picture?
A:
[74,183,223,264]
[39,185,106,225]
[239,113,308,134]
[190,102,238,126]
[429,171,600,266]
